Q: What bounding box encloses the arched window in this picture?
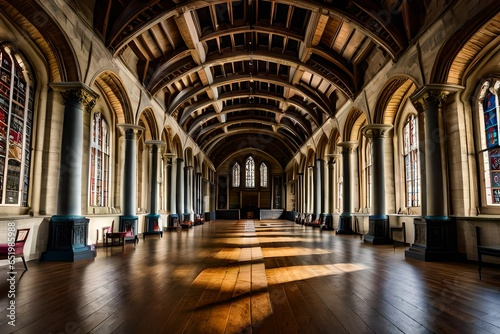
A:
[90,112,110,207]
[0,46,34,206]
[232,162,240,187]
[365,142,372,210]
[245,156,255,188]
[478,79,500,205]
[260,162,268,187]
[403,114,420,207]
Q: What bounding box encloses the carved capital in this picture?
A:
[338,141,358,154]
[60,89,97,113]
[410,84,463,114]
[50,82,99,114]
[362,124,393,139]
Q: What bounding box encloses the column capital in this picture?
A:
[410,84,463,113]
[117,124,145,139]
[362,124,393,139]
[145,140,165,150]
[325,153,340,164]
[50,82,99,113]
[338,141,358,153]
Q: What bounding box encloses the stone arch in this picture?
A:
[0,1,81,82]
[432,9,500,85]
[137,107,158,141]
[92,70,134,125]
[344,108,367,142]
[373,77,418,125]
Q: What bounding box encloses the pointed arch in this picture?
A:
[344,108,367,142]
[432,7,500,85]
[93,70,134,124]
[373,77,418,125]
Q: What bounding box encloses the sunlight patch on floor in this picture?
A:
[266,263,368,284]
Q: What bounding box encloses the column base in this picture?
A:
[405,217,460,261]
[119,216,139,244]
[166,214,180,231]
[364,215,391,245]
[321,214,334,230]
[336,216,354,234]
[41,216,95,262]
[143,214,163,240]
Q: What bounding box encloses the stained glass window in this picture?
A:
[403,115,420,207]
[245,156,255,188]
[0,46,34,206]
[480,80,500,204]
[232,162,240,187]
[90,112,110,207]
[260,162,268,187]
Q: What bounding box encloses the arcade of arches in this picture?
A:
[0,1,499,265]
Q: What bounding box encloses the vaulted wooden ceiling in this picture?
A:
[93,0,424,168]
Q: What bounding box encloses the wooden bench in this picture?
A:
[476,226,500,279]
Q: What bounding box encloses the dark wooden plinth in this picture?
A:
[336,216,354,234]
[364,216,391,245]
[405,217,460,261]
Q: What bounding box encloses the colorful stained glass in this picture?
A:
[484,91,498,148]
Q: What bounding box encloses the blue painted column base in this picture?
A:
[119,216,139,244]
[364,215,391,245]
[336,215,354,234]
[405,217,460,261]
[41,217,95,262]
[143,214,163,240]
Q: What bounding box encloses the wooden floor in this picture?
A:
[1,219,500,334]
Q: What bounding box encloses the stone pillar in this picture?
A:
[405,84,462,261]
[166,155,179,230]
[42,83,98,262]
[176,158,185,219]
[196,172,203,214]
[144,140,164,239]
[314,159,323,217]
[297,173,304,215]
[337,141,358,234]
[184,165,194,222]
[117,124,143,243]
[362,124,393,245]
[322,156,336,230]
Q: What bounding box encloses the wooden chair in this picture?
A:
[0,228,30,270]
[391,222,406,250]
[105,221,126,248]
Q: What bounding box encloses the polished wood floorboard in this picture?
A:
[1,219,500,334]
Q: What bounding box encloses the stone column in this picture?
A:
[184,165,194,222]
[405,84,462,261]
[42,83,98,262]
[337,141,358,234]
[144,140,164,239]
[116,124,143,243]
[322,156,336,230]
[166,155,179,229]
[362,124,393,244]
[176,158,185,219]
[297,173,304,215]
[196,172,203,214]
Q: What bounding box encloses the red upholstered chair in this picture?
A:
[0,228,30,270]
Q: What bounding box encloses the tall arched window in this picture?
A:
[90,112,110,207]
[478,79,500,205]
[245,156,255,188]
[0,46,34,206]
[260,162,268,187]
[403,114,420,207]
[232,162,240,187]
[365,142,372,210]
